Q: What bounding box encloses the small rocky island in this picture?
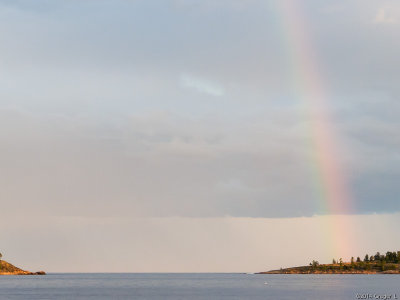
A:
[0,253,45,275]
[259,251,400,274]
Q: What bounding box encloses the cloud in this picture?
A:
[0,109,315,218]
[374,8,397,24]
[2,103,400,220]
[180,74,225,96]
[1,0,400,272]
[1,0,400,220]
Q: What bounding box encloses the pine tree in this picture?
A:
[374,252,380,261]
[385,251,392,262]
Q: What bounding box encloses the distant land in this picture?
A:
[0,260,45,275]
[259,251,400,274]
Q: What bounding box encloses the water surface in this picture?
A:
[0,273,398,299]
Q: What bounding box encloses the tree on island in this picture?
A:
[374,252,381,261]
[385,251,400,263]
[381,260,386,271]
[351,257,355,267]
[370,255,374,262]
[264,250,400,274]
[268,249,400,274]
[310,260,319,269]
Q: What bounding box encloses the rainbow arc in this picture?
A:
[274,1,355,258]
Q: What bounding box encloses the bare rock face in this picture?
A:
[0,260,45,275]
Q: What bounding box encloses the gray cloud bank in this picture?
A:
[1,0,400,218]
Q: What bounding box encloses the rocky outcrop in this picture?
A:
[258,263,400,274]
[0,260,46,275]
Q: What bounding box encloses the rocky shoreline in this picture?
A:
[256,263,400,274]
[0,260,45,275]
[258,268,400,275]
[0,271,46,275]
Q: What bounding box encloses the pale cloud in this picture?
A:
[180,74,225,96]
[320,3,346,14]
[374,8,397,24]
[1,0,400,220]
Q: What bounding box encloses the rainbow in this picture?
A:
[274,1,355,259]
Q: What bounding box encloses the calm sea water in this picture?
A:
[0,273,398,299]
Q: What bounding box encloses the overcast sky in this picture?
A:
[1,0,400,272]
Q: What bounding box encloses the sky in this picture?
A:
[0,0,400,272]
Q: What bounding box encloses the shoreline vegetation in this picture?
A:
[0,260,45,275]
[259,251,400,274]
